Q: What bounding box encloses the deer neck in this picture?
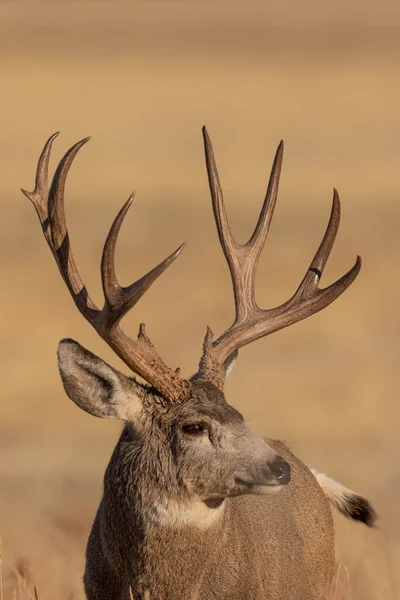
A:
[102,428,226,599]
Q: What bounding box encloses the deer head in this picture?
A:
[22,128,360,506]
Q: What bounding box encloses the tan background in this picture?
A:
[0,2,399,598]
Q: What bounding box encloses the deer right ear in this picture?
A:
[57,339,145,420]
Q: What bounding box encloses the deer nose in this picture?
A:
[269,455,291,485]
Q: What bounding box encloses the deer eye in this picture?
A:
[182,423,207,435]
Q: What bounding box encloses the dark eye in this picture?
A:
[182,423,206,435]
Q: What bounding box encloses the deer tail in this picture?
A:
[311,469,377,527]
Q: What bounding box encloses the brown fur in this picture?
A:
[84,439,334,600]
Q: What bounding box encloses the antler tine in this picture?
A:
[202,126,237,262]
[247,140,283,255]
[48,136,99,317]
[197,131,361,388]
[33,132,60,200]
[289,188,361,305]
[203,126,246,320]
[21,131,60,244]
[293,189,341,301]
[101,193,186,329]
[24,134,190,403]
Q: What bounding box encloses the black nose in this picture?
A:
[269,455,291,485]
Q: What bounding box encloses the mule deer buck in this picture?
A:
[23,128,375,600]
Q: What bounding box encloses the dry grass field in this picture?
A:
[1,2,399,598]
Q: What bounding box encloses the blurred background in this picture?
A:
[0,2,399,598]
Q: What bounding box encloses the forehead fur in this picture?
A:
[138,379,244,426]
[175,380,244,424]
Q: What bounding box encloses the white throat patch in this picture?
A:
[152,498,225,528]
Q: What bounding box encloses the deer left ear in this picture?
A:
[57,338,145,420]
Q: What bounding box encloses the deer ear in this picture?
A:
[57,338,145,420]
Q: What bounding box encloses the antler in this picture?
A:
[198,127,361,389]
[22,133,190,402]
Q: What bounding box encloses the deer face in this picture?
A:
[58,340,290,504]
[168,381,290,500]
